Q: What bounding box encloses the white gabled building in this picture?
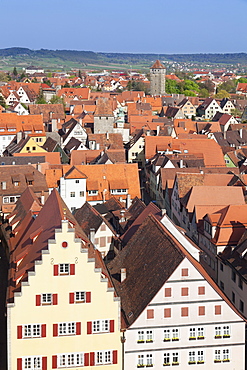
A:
[108,213,246,370]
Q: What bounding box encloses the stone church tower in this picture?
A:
[150,60,166,95]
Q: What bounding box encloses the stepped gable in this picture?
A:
[107,214,184,327]
[7,189,90,304]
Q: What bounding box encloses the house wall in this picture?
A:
[59,177,87,213]
[8,220,121,370]
[94,117,114,134]
[94,223,115,258]
[128,137,145,167]
[150,68,166,96]
[124,258,246,369]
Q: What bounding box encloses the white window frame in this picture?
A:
[172,352,179,365]
[95,350,112,365]
[146,353,153,366]
[189,327,196,339]
[146,330,153,342]
[172,328,179,341]
[22,356,42,369]
[215,326,222,338]
[223,325,230,337]
[137,354,144,366]
[58,322,76,336]
[59,263,70,275]
[92,319,109,333]
[164,352,170,366]
[197,327,204,338]
[164,329,171,341]
[75,291,85,303]
[70,192,75,197]
[188,351,196,363]
[41,293,52,305]
[23,324,41,338]
[58,352,84,368]
[88,190,98,196]
[137,330,145,342]
[110,189,128,195]
[197,350,204,363]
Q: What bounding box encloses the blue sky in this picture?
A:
[1,0,247,54]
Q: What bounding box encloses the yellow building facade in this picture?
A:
[8,217,121,369]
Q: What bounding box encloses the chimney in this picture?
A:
[79,118,82,125]
[157,125,160,136]
[17,131,23,143]
[96,143,100,150]
[120,210,126,223]
[40,190,45,205]
[240,128,243,139]
[1,181,6,190]
[121,268,126,282]
[179,159,184,168]
[161,208,166,216]
[126,194,131,209]
[106,132,109,140]
[51,119,58,132]
[89,228,95,244]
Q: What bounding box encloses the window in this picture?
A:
[92,319,109,333]
[147,309,154,319]
[58,353,84,368]
[75,180,79,183]
[137,330,145,343]
[110,189,128,195]
[41,293,52,305]
[164,308,171,318]
[215,326,222,338]
[181,268,188,277]
[172,328,179,341]
[189,327,196,340]
[146,330,153,342]
[197,327,204,339]
[172,352,179,365]
[223,326,230,337]
[220,263,224,271]
[58,322,76,336]
[232,291,235,303]
[88,190,98,196]
[215,305,221,315]
[181,307,188,317]
[214,349,221,362]
[198,286,205,295]
[164,329,170,341]
[163,353,170,366]
[188,351,196,364]
[238,277,243,290]
[23,324,41,338]
[146,354,153,366]
[96,351,112,365]
[59,264,70,275]
[181,287,189,296]
[70,192,75,197]
[231,270,236,282]
[198,306,205,316]
[165,288,172,297]
[75,291,85,303]
[197,350,204,363]
[137,354,144,367]
[222,349,230,362]
[239,300,244,313]
[79,191,84,197]
[22,357,42,369]
[220,281,224,290]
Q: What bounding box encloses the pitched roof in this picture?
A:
[151,60,166,69]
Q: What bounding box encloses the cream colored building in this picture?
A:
[7,190,121,370]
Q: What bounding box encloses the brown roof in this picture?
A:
[94,98,113,117]
[151,60,166,69]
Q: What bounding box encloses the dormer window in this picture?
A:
[88,190,98,196]
[110,189,128,195]
[204,220,212,235]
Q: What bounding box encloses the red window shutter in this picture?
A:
[147,309,154,319]
[84,353,89,366]
[53,324,58,337]
[42,357,47,370]
[52,294,58,305]
[70,264,75,275]
[181,268,188,276]
[76,322,81,335]
[53,265,59,276]
[90,352,95,366]
[17,325,22,339]
[69,292,75,304]
[198,286,205,295]
[112,350,118,364]
[110,320,114,333]
[199,306,205,316]
[86,292,91,303]
[164,308,171,318]
[17,358,22,370]
[52,355,57,369]
[181,287,189,296]
[87,321,92,334]
[41,324,46,338]
[36,294,41,306]
[215,305,221,315]
[181,307,189,317]
[165,288,171,297]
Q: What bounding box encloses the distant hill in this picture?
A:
[0,48,247,70]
